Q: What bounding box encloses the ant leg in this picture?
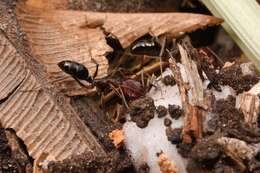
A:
[108,83,129,110]
[91,58,99,80]
[73,77,93,89]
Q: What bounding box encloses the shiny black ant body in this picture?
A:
[58,60,99,88]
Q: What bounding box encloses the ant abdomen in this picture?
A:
[58,60,92,82]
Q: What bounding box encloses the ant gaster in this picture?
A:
[58,60,99,88]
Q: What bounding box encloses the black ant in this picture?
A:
[58,60,99,88]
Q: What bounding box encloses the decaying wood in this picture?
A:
[217,137,258,172]
[179,44,205,108]
[236,82,260,128]
[157,153,179,173]
[168,44,204,143]
[0,32,106,162]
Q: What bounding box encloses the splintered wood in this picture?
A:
[0,34,105,162]
[169,44,204,143]
[236,82,260,128]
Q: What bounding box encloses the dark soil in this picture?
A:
[68,0,181,12]
[217,65,259,93]
[129,97,156,128]
[164,118,172,127]
[191,138,222,167]
[165,127,182,144]
[0,128,32,173]
[168,104,183,120]
[156,105,168,118]
[162,75,176,86]
[47,151,135,173]
[210,96,260,143]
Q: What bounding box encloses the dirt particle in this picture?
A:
[168,105,183,119]
[217,65,259,93]
[177,142,194,158]
[191,139,222,166]
[138,163,150,173]
[156,105,168,118]
[129,97,156,128]
[162,75,176,86]
[165,127,182,144]
[164,118,172,127]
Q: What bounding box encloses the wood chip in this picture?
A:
[109,129,124,149]
[157,153,179,173]
[0,33,106,161]
[236,82,260,128]
[178,44,205,108]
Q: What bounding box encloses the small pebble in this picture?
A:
[156,105,168,118]
[164,118,172,127]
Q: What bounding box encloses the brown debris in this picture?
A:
[129,97,156,128]
[168,44,204,144]
[108,129,124,149]
[162,75,176,86]
[156,105,168,118]
[164,118,172,127]
[168,104,183,120]
[217,65,259,93]
[236,82,260,128]
[166,127,182,144]
[157,153,179,173]
[217,137,257,172]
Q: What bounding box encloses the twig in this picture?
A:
[101,61,169,105]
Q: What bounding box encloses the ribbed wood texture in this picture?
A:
[16,6,112,96]
[0,34,104,161]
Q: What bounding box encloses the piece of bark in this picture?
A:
[236,82,260,128]
[19,1,223,48]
